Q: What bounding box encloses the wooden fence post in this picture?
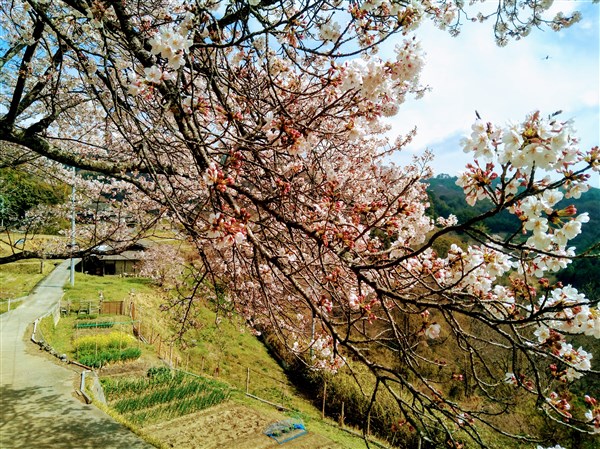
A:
[340,401,345,427]
[322,380,327,420]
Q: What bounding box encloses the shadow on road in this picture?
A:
[0,385,153,448]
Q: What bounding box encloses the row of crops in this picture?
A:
[101,367,231,425]
[75,331,141,368]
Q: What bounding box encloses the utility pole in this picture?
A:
[70,166,76,287]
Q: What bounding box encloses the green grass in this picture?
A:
[174,305,391,448]
[73,331,141,367]
[0,233,67,258]
[64,272,155,303]
[39,314,145,359]
[0,259,58,300]
[79,347,142,368]
[39,315,73,354]
[0,299,22,314]
[37,273,161,359]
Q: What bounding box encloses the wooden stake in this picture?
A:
[322,380,327,420]
[246,367,250,394]
[340,401,345,427]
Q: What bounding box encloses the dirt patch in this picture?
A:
[143,402,342,449]
[98,355,156,377]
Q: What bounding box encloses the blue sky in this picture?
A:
[386,1,599,185]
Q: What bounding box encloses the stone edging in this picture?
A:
[31,317,95,403]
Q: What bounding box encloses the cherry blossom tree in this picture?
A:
[1,0,598,447]
[139,242,185,287]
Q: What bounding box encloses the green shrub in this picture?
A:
[74,321,114,329]
[76,314,99,320]
[78,347,141,368]
[147,366,172,382]
[120,347,142,361]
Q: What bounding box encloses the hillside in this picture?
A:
[426,175,600,247]
[0,168,68,229]
[36,271,381,449]
[426,175,600,295]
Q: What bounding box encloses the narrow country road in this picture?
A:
[0,260,154,448]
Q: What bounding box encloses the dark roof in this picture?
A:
[97,250,143,261]
[92,239,153,255]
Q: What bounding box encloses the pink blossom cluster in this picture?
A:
[202,163,234,192]
[309,334,345,372]
[148,23,194,70]
[585,395,600,434]
[207,212,247,249]
[339,37,425,113]
[439,244,514,297]
[128,17,194,96]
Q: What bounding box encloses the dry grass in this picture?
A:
[0,259,59,300]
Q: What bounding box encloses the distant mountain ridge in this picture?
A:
[425,174,600,252]
[426,175,600,296]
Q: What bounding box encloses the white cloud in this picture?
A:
[546,0,579,16]
[384,2,599,183]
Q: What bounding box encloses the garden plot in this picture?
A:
[74,331,141,368]
[101,368,231,426]
[143,402,340,449]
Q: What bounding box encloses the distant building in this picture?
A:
[76,240,150,276]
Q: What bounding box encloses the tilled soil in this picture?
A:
[143,402,342,449]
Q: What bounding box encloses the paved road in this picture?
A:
[0,260,154,448]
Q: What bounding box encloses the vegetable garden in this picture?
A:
[101,367,231,425]
[74,331,141,368]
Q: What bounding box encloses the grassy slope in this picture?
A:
[0,259,59,309]
[40,272,378,449]
[0,232,67,306]
[132,279,382,448]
